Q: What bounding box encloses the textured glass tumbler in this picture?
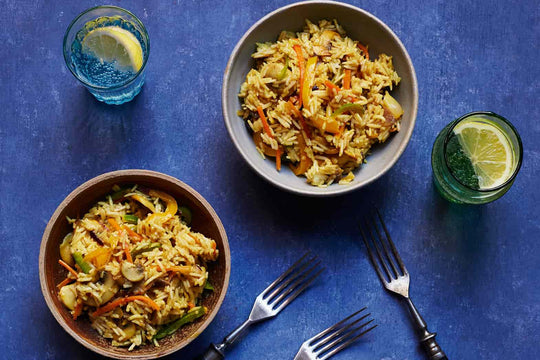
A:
[63,6,149,105]
[431,112,523,205]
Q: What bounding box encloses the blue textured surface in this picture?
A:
[1,1,539,359]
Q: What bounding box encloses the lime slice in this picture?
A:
[82,26,143,72]
[453,118,514,189]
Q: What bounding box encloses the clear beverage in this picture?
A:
[431,112,523,204]
[63,6,149,105]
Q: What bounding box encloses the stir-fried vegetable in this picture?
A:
[179,206,192,225]
[92,296,160,317]
[73,252,93,274]
[110,188,128,201]
[154,306,207,340]
[59,284,77,310]
[331,103,365,117]
[130,194,156,213]
[357,43,369,59]
[131,242,162,258]
[309,116,341,134]
[277,56,289,80]
[59,259,78,277]
[59,232,74,266]
[121,262,145,282]
[293,44,305,108]
[123,214,139,224]
[343,69,352,90]
[204,280,214,291]
[256,106,273,139]
[382,91,403,119]
[290,130,313,175]
[147,189,178,222]
[302,56,318,107]
[84,248,112,269]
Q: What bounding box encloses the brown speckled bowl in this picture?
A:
[39,170,230,359]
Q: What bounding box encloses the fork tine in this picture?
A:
[369,213,401,278]
[359,224,388,285]
[308,307,367,346]
[261,252,310,297]
[265,256,317,302]
[273,266,324,313]
[268,260,321,305]
[312,313,370,351]
[375,208,408,275]
[363,218,393,281]
[319,323,378,360]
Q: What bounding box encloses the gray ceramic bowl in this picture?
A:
[223,1,418,196]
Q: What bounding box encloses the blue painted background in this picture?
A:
[1,1,539,359]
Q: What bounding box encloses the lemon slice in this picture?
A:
[453,118,514,189]
[82,26,143,72]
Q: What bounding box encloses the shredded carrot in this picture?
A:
[124,241,133,263]
[324,80,341,93]
[293,44,305,108]
[92,296,160,317]
[211,241,217,250]
[357,43,369,59]
[288,100,311,139]
[58,259,78,277]
[188,302,195,309]
[107,218,122,232]
[124,225,143,242]
[57,277,74,288]
[276,148,282,171]
[343,69,352,90]
[257,106,273,139]
[73,301,83,320]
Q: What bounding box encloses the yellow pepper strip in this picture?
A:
[84,248,112,269]
[147,189,178,222]
[130,194,156,213]
[302,56,318,108]
[309,116,341,134]
[289,130,313,176]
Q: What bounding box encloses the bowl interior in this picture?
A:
[223,1,418,196]
[40,170,230,359]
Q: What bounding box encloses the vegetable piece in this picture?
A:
[131,242,162,258]
[324,80,341,93]
[309,116,341,134]
[113,323,137,341]
[301,56,318,107]
[84,248,112,269]
[278,30,296,41]
[73,252,92,274]
[99,272,119,305]
[154,306,207,340]
[253,131,277,156]
[107,218,122,232]
[58,259,79,277]
[277,56,289,80]
[256,106,273,139]
[204,280,214,291]
[59,232,74,267]
[276,149,282,171]
[178,206,192,225]
[123,214,139,224]
[343,69,352,90]
[382,91,404,119]
[357,43,369,59]
[130,194,156,213]
[121,262,145,282]
[293,44,305,108]
[92,296,160,317]
[73,301,83,320]
[59,284,77,310]
[289,130,313,175]
[57,277,74,289]
[110,188,128,201]
[313,30,340,56]
[331,103,365,117]
[124,225,143,242]
[166,266,192,275]
[147,189,178,223]
[288,100,311,139]
[124,241,133,263]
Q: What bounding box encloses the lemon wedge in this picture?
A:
[453,118,514,189]
[82,26,143,72]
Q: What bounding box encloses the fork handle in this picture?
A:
[406,298,447,360]
[198,344,225,360]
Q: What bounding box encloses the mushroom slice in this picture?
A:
[121,262,145,282]
[59,284,77,310]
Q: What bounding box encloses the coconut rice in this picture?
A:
[56,185,218,349]
[238,19,404,187]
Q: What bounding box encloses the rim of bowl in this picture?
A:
[39,169,230,359]
[222,0,418,196]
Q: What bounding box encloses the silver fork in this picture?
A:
[199,253,324,360]
[294,307,377,360]
[360,209,447,360]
